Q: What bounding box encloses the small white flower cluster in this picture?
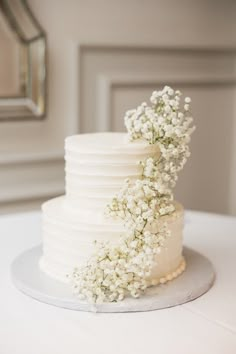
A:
[70,223,170,303]
[106,176,175,230]
[125,86,194,144]
[125,86,195,190]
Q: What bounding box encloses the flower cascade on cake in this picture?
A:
[70,86,195,303]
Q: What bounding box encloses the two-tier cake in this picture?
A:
[39,86,195,303]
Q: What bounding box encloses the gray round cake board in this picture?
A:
[11,246,215,313]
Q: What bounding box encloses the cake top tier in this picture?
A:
[65,132,158,155]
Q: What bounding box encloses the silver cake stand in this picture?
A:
[11,246,215,313]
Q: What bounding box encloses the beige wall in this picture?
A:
[0,0,236,215]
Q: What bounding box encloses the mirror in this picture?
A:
[0,0,46,120]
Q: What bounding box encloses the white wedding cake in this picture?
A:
[40,87,195,303]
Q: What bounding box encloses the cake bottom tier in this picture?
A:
[39,196,185,285]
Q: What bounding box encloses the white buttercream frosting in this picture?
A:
[40,196,184,283]
[65,133,159,208]
[40,132,185,285]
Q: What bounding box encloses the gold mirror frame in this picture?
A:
[0,0,46,120]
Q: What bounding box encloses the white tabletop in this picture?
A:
[0,209,236,354]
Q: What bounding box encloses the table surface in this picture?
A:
[1,209,236,354]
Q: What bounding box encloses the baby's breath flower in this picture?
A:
[70,86,194,304]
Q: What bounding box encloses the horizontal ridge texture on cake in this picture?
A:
[40,196,184,283]
[65,132,159,209]
[40,132,184,285]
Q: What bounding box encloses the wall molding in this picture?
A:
[79,44,236,132]
[0,151,63,165]
[96,73,236,131]
[0,153,64,206]
[79,44,236,215]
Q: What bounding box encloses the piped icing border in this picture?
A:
[149,257,186,286]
